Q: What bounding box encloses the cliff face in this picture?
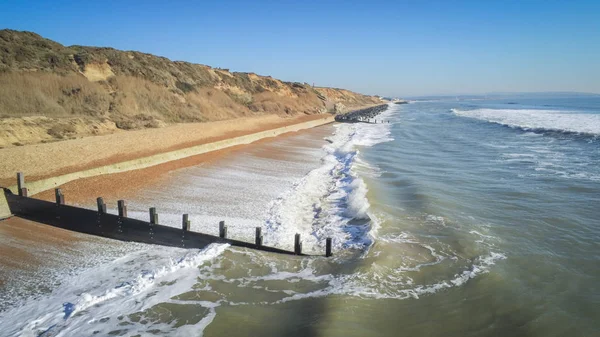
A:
[0,30,382,147]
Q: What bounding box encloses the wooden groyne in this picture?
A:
[2,175,333,257]
[335,104,389,124]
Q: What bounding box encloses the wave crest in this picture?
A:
[452,108,600,136]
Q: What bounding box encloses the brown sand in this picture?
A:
[0,113,332,186]
[34,143,246,205]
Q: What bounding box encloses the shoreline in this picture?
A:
[0,105,371,285]
[0,118,337,307]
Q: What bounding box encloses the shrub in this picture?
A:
[47,124,76,138]
[175,81,195,93]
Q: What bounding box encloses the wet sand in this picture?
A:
[0,114,335,280]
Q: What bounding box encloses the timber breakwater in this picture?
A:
[334,104,389,123]
[2,178,333,257]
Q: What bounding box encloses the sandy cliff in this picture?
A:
[0,30,382,147]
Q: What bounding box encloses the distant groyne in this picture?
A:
[335,104,389,123]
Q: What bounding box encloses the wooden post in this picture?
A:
[117,200,127,217]
[255,227,263,246]
[96,197,106,213]
[95,197,105,230]
[148,207,157,240]
[149,207,158,224]
[325,238,333,257]
[20,188,28,197]
[219,221,227,239]
[17,172,25,196]
[294,233,302,255]
[182,214,190,232]
[55,188,64,205]
[181,214,190,247]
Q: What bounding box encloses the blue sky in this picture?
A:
[1,0,599,97]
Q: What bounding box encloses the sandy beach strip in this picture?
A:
[0,113,332,187]
[32,123,332,206]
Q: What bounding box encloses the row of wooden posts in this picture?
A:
[16,172,333,257]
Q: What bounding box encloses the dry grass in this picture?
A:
[0,72,110,117]
[250,91,324,115]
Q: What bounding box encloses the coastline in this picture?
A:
[0,104,376,313]
[0,118,338,311]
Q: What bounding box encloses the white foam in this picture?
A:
[346,178,370,219]
[452,108,600,135]
[264,108,395,253]
[1,243,228,337]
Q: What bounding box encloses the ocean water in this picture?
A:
[1,96,599,336]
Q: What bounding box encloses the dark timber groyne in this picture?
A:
[2,174,333,257]
[334,104,389,123]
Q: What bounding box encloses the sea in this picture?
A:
[1,94,599,336]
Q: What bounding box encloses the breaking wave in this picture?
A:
[264,107,394,253]
[451,108,600,137]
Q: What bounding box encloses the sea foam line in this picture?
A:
[203,250,507,305]
[452,108,600,136]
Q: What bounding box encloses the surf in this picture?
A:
[451,108,600,137]
[264,105,395,253]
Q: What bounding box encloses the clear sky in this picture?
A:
[1,0,599,97]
